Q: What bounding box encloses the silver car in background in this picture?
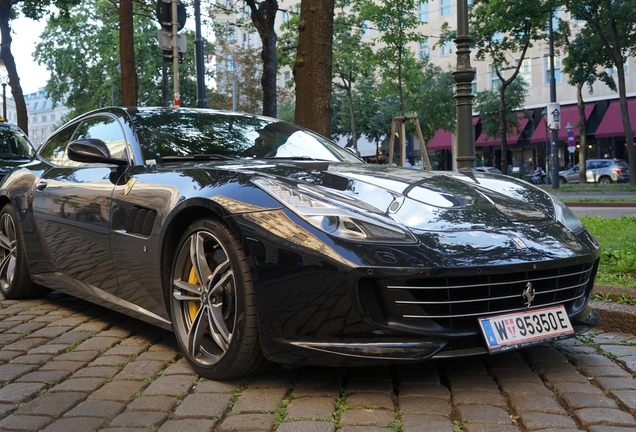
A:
[559,159,630,184]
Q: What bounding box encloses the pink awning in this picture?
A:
[475,115,530,146]
[595,98,636,139]
[530,103,595,143]
[427,117,480,151]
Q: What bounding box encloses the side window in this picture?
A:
[71,116,128,160]
[38,125,78,166]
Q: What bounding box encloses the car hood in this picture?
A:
[217,160,557,232]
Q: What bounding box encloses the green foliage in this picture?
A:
[34,0,212,117]
[562,29,615,93]
[475,79,529,140]
[581,215,636,289]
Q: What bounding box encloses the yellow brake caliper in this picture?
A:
[188,267,200,322]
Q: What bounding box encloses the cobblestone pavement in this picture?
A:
[0,293,636,431]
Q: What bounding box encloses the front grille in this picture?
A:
[358,261,597,331]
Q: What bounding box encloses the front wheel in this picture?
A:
[0,204,48,299]
[559,177,567,185]
[170,218,268,379]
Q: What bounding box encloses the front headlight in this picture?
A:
[253,177,417,243]
[552,197,584,232]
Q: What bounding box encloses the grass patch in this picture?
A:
[540,183,636,194]
[581,215,636,289]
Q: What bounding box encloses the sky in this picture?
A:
[6,15,49,96]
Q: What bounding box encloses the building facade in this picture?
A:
[0,89,70,148]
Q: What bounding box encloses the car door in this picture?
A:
[32,115,129,299]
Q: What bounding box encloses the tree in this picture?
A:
[354,0,421,116]
[564,0,636,186]
[331,0,373,148]
[561,24,614,183]
[35,0,208,117]
[120,0,138,106]
[293,0,335,137]
[214,40,263,113]
[469,0,555,174]
[0,0,80,133]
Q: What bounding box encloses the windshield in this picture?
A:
[131,109,362,164]
[0,126,34,160]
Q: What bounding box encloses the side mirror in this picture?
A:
[67,139,128,166]
[345,146,363,160]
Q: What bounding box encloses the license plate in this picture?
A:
[478,305,574,353]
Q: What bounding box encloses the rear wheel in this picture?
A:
[170,218,268,379]
[598,176,612,185]
[0,204,47,299]
[559,177,567,185]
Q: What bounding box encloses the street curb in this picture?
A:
[564,201,636,207]
[592,284,636,335]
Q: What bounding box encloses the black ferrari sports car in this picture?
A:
[0,107,600,379]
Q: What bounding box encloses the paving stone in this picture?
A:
[16,369,71,383]
[339,427,386,432]
[448,374,499,392]
[399,396,451,416]
[48,331,94,346]
[482,351,526,370]
[217,413,275,431]
[16,391,86,418]
[0,350,22,362]
[245,369,294,388]
[588,427,636,432]
[89,355,130,367]
[494,368,544,383]
[442,357,489,374]
[293,378,342,397]
[534,361,582,374]
[339,408,395,426]
[158,418,217,432]
[49,317,90,327]
[0,363,34,381]
[74,336,121,351]
[103,345,147,357]
[74,321,113,332]
[73,365,121,379]
[508,393,568,415]
[345,379,393,394]
[346,393,393,410]
[599,345,636,358]
[148,337,179,352]
[595,377,636,392]
[276,421,336,432]
[456,405,512,425]
[64,400,126,418]
[451,389,507,408]
[575,408,636,427]
[560,393,620,411]
[578,366,632,378]
[41,416,106,432]
[162,358,196,376]
[87,380,147,402]
[136,351,178,362]
[55,350,99,362]
[398,383,450,400]
[127,395,177,413]
[592,332,633,344]
[232,388,288,413]
[0,333,23,347]
[463,426,522,432]
[286,397,335,420]
[172,393,231,419]
[108,411,167,428]
[611,390,636,415]
[28,344,69,355]
[99,326,134,339]
[542,370,590,385]
[39,360,87,373]
[0,382,45,403]
[5,321,48,334]
[568,354,618,368]
[0,414,52,431]
[525,347,570,364]
[9,354,53,365]
[552,382,607,396]
[0,404,13,417]
[143,374,195,396]
[49,377,107,393]
[500,380,554,396]
[114,360,165,381]
[194,379,239,394]
[396,364,441,385]
[519,412,579,430]
[616,355,636,373]
[400,413,454,432]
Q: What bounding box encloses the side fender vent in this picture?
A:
[124,207,157,237]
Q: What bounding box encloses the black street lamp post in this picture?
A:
[0,59,7,120]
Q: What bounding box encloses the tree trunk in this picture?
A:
[614,59,636,187]
[576,83,587,184]
[293,0,334,137]
[247,0,278,117]
[498,83,509,174]
[119,0,138,106]
[0,0,28,133]
[341,75,357,149]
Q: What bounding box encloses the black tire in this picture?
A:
[559,177,566,185]
[0,204,47,299]
[598,176,612,185]
[169,217,269,379]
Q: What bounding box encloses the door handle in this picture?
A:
[36,181,47,191]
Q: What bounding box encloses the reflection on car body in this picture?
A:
[0,107,601,379]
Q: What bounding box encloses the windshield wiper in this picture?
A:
[161,154,236,162]
[256,156,326,161]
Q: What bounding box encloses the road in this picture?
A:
[0,293,634,431]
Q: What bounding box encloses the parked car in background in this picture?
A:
[0,121,35,182]
[559,159,630,184]
[0,107,601,379]
[475,166,502,174]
